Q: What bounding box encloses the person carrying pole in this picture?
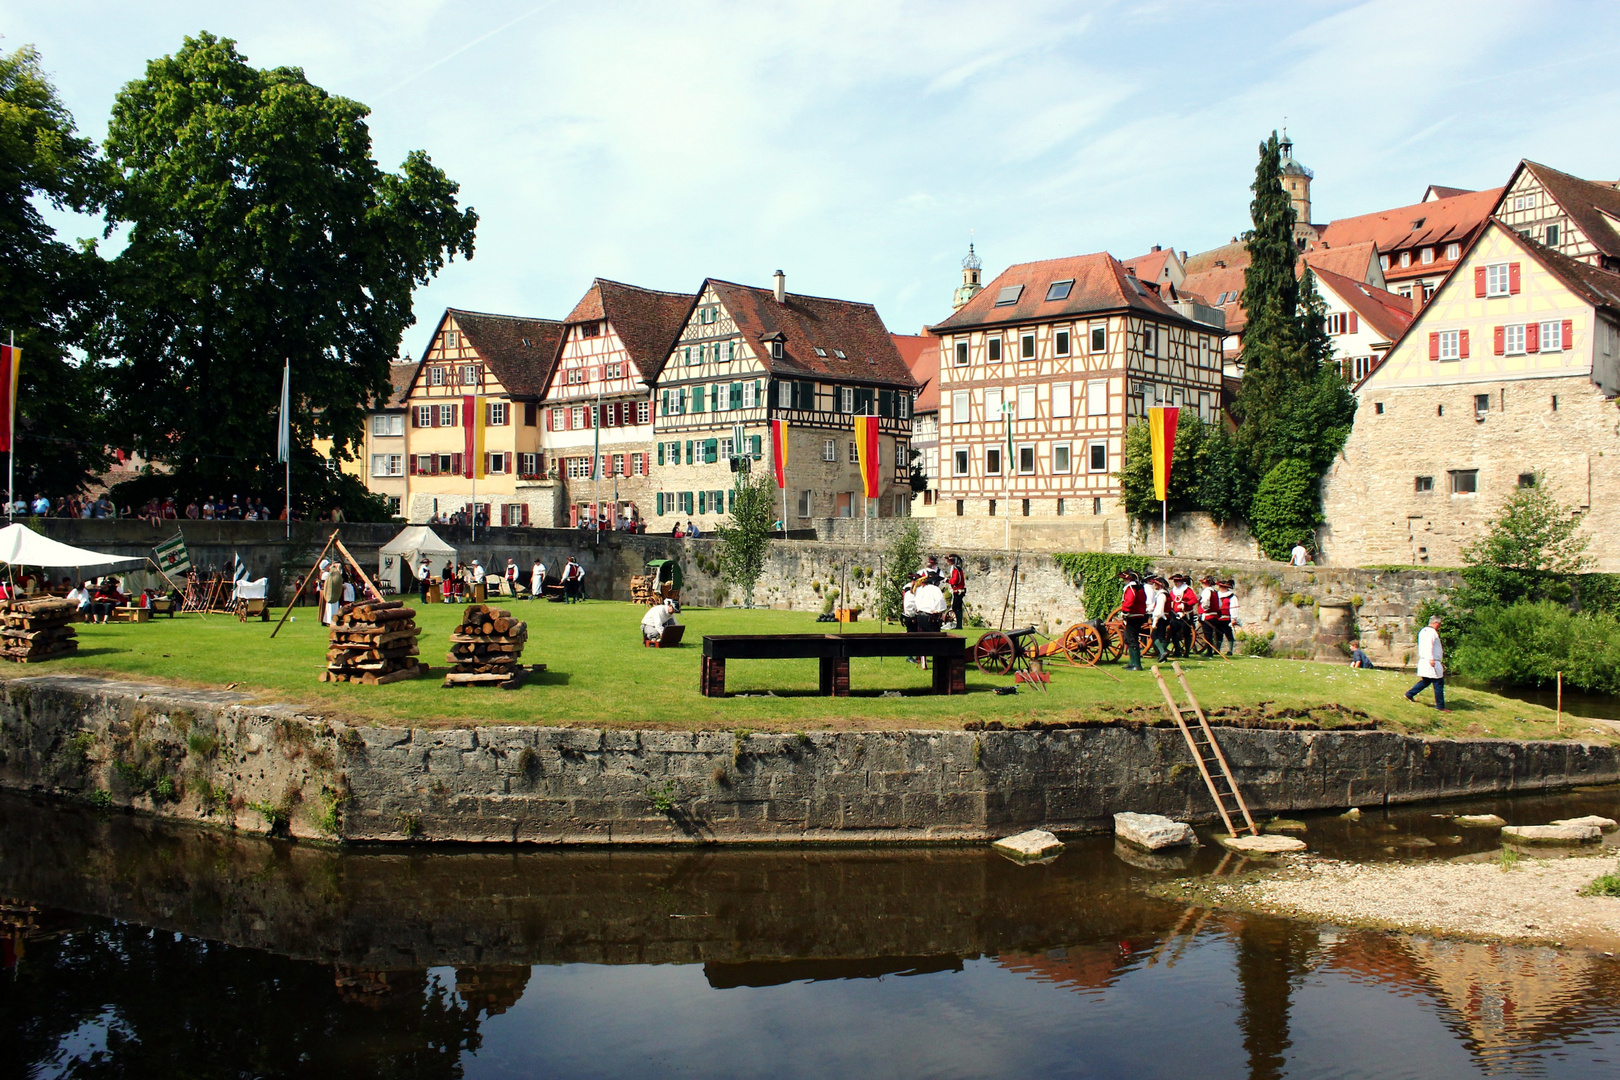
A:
[1146,574,1171,664]
[1115,569,1148,671]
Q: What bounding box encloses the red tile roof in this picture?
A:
[1183,239,1248,276]
[893,333,939,412]
[1424,185,1473,201]
[1503,221,1620,311]
[441,308,566,398]
[1318,188,1502,271]
[563,278,693,383]
[1309,265,1414,343]
[384,362,417,408]
[708,280,916,389]
[1301,241,1380,283]
[929,252,1197,334]
[1515,160,1620,261]
[1179,266,1248,332]
[1121,247,1171,282]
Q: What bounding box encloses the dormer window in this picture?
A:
[1411,218,1425,230]
[1045,279,1074,302]
[445,330,459,348]
[771,340,784,360]
[833,349,846,359]
[814,347,827,357]
[995,285,1023,306]
[1399,251,1412,268]
[1421,248,1435,264]
[581,321,601,338]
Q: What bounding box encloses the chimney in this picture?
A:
[1411,288,1424,316]
[1151,244,1162,253]
[773,269,785,304]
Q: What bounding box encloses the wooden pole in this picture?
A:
[1557,671,1563,733]
[333,537,383,602]
[270,530,339,638]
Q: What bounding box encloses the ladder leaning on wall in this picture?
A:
[1152,662,1258,838]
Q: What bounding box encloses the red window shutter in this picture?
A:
[1474,267,1487,297]
[1563,319,1573,349]
[484,453,491,475]
[451,452,463,476]
[1429,332,1440,360]
[450,404,459,427]
[545,408,553,431]
[411,407,420,429]
[1494,326,1505,355]
[1459,329,1470,357]
[1508,262,1521,294]
[522,504,531,526]
[430,409,439,428]
[1526,322,1539,353]
[408,456,417,475]
[429,456,440,476]
[1349,312,1359,335]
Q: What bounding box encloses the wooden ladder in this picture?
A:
[1152,662,1258,838]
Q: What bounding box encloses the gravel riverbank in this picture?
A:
[1189,853,1620,951]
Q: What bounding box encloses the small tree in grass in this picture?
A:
[716,473,776,607]
[876,520,924,624]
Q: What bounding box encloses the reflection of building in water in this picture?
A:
[1321,932,1620,1065]
[334,966,417,1007]
[456,965,532,1017]
[997,943,1137,996]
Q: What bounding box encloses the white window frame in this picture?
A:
[436,404,455,427]
[715,383,731,412]
[742,381,756,408]
[951,390,970,424]
[1087,441,1108,473]
[797,489,813,517]
[460,364,480,385]
[1485,263,1511,297]
[952,449,969,476]
[719,437,733,460]
[1054,328,1071,357]
[985,447,1002,476]
[1086,379,1108,416]
[1445,242,1460,260]
[839,387,854,413]
[823,438,837,462]
[848,441,858,464]
[637,401,651,424]
[489,401,508,426]
[571,405,585,428]
[778,381,792,407]
[1052,382,1072,418]
[984,388,1002,420]
[1421,247,1435,264]
[1505,323,1527,355]
[428,366,446,386]
[1539,320,1563,353]
[1052,443,1071,474]
[954,340,968,366]
[987,336,1002,363]
[1019,331,1036,360]
[1142,325,1157,356]
[1016,385,1036,420]
[488,452,508,474]
[1438,330,1461,361]
[1089,323,1106,353]
[1016,444,1036,475]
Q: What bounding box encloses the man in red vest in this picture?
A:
[1168,573,1201,657]
[1114,569,1148,670]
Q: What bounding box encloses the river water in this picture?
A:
[2,788,1618,1079]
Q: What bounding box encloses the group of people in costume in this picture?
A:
[1111,569,1239,671]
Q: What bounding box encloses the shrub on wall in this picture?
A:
[1054,552,1154,619]
[1249,458,1320,560]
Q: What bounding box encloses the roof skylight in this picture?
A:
[995,284,1024,306]
[1045,279,1074,302]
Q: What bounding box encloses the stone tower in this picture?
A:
[1278,130,1313,227]
[953,242,983,311]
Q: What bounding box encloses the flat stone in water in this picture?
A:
[1264,819,1308,834]
[1113,812,1196,850]
[1501,824,1602,845]
[1552,815,1618,832]
[1456,814,1507,828]
[992,829,1065,862]
[1218,834,1307,855]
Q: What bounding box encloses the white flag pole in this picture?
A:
[279,360,291,539]
[7,331,14,523]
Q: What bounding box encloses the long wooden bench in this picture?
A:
[700,633,967,697]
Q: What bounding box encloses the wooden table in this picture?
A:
[700,633,967,697]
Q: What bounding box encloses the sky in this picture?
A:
[7,0,1620,358]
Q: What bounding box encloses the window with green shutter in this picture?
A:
[685,440,693,464]
[656,493,664,514]
[731,382,742,409]
[657,443,665,465]
[879,390,892,417]
[750,434,762,457]
[684,492,694,514]
[699,491,707,514]
[660,389,668,416]
[704,438,718,463]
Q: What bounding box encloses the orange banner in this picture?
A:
[0,345,19,453]
[771,419,788,488]
[854,415,880,499]
[1149,406,1179,501]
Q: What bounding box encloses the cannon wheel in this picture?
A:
[974,631,1015,676]
[1061,623,1104,667]
[1098,622,1125,664]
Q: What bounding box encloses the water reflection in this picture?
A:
[1,790,1617,1078]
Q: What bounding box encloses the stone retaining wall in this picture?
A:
[3,675,1613,846]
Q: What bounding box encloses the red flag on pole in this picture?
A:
[0,345,19,453]
[853,415,880,499]
[770,419,788,488]
[1149,406,1179,501]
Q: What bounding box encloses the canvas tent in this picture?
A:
[0,523,146,574]
[378,526,457,593]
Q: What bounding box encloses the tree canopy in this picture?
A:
[100,33,477,513]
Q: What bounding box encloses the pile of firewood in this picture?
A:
[0,598,79,663]
[444,603,533,688]
[321,599,427,685]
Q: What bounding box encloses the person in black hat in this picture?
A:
[1113,569,1148,670]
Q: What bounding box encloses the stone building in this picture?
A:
[359,362,418,516]
[927,252,1225,539]
[1492,160,1620,272]
[649,273,916,529]
[1321,219,1620,568]
[1310,265,1415,384]
[539,279,692,528]
[402,309,566,526]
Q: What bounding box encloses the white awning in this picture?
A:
[0,523,146,572]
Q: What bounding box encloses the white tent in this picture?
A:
[378,525,457,593]
[0,523,146,573]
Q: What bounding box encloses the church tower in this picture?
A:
[1278,130,1313,227]
[953,242,983,311]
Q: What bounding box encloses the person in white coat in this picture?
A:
[1405,615,1449,711]
[530,559,546,601]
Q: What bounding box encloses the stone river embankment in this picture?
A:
[2,674,1617,844]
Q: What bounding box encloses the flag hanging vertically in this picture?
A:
[1149,406,1179,502]
[276,362,290,463]
[853,415,881,499]
[0,343,21,453]
[153,533,192,576]
[770,419,789,488]
[463,395,486,478]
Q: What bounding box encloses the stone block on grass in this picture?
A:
[991,829,1065,863]
[1218,833,1307,855]
[1113,812,1197,850]
[1502,824,1602,845]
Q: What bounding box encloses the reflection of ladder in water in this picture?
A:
[1153,662,1258,838]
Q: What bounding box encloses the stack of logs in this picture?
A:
[321,599,427,685]
[0,598,79,663]
[445,604,533,688]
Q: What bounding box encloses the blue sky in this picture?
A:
[7,0,1620,357]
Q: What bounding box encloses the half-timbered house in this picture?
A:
[927,253,1225,537]
[402,308,565,526]
[539,279,692,528]
[1493,160,1620,273]
[650,273,917,527]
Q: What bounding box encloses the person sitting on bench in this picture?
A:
[641,599,680,644]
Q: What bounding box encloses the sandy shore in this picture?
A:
[1189,852,1620,951]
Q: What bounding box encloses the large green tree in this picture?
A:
[100,33,477,513]
[0,45,112,499]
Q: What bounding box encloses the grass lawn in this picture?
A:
[25,598,1613,739]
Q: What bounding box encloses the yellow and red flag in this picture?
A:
[1148,406,1179,502]
[463,395,486,478]
[0,344,19,453]
[770,419,789,488]
[853,415,880,499]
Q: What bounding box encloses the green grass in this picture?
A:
[1582,870,1620,897]
[33,599,1614,736]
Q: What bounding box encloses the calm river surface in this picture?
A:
[2,787,1619,1079]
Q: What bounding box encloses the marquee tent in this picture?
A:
[378,525,457,593]
[0,523,146,574]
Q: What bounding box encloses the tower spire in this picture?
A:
[953,236,983,311]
